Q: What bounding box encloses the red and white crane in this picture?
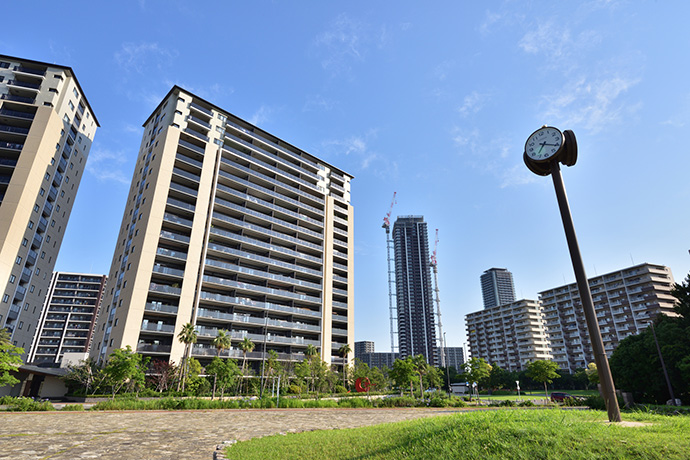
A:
[382,192,397,352]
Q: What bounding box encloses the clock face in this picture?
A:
[525,127,564,162]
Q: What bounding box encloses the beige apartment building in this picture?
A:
[539,263,677,372]
[466,299,552,371]
[90,86,354,371]
[0,55,99,354]
[28,272,106,365]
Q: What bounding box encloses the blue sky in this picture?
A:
[4,1,690,351]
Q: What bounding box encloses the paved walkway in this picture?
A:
[0,408,460,460]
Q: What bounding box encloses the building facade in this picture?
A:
[539,263,677,372]
[438,346,465,371]
[28,272,106,365]
[354,340,374,358]
[0,55,99,353]
[393,216,438,365]
[466,299,551,371]
[480,268,516,309]
[90,86,354,370]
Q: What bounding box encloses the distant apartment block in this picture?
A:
[466,299,551,371]
[0,55,99,353]
[90,86,353,371]
[438,346,465,371]
[28,272,106,365]
[393,216,438,365]
[480,268,516,309]
[354,340,374,358]
[355,340,398,369]
[539,263,676,372]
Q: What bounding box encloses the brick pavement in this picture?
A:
[0,408,460,460]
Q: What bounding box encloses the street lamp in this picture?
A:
[523,126,622,423]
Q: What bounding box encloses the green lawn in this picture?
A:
[476,389,597,401]
[225,409,690,460]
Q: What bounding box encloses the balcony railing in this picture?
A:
[144,302,179,314]
[148,283,182,296]
[199,291,321,318]
[13,66,46,76]
[0,94,34,104]
[6,79,40,90]
[177,140,206,156]
[203,275,322,304]
[206,243,322,277]
[0,158,18,167]
[0,141,24,151]
[141,322,175,333]
[137,343,172,354]
[0,109,34,119]
[0,124,29,135]
[189,102,213,117]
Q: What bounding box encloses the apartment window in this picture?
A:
[18,322,23,330]
[9,275,15,284]
[73,88,79,98]
[54,74,63,80]
[0,76,3,82]
[178,97,185,103]
[69,162,73,170]
[24,303,28,311]
[46,235,50,243]
[33,204,39,212]
[28,221,33,229]
[65,176,69,184]
[49,88,58,93]
[68,100,75,111]
[35,268,39,275]
[109,339,113,347]
[40,251,45,259]
[63,114,70,123]
[60,190,64,197]
[114,318,119,327]
[1,295,8,303]
[15,256,21,264]
[127,263,131,271]
[51,220,55,227]
[0,61,9,68]
[56,205,60,212]
[30,285,35,293]
[39,188,45,196]
[22,238,28,247]
[44,102,53,107]
[172,123,180,128]
[45,172,50,180]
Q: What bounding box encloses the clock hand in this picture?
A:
[538,142,546,154]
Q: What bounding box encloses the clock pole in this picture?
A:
[549,160,622,423]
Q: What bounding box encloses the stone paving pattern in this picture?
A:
[0,408,460,460]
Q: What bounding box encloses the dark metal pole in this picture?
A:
[650,322,678,406]
[549,161,622,422]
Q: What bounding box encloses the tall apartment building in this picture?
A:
[438,346,465,371]
[393,216,438,365]
[466,299,552,371]
[539,263,676,372]
[28,272,106,365]
[480,268,516,309]
[0,55,99,353]
[90,86,354,371]
[354,340,398,369]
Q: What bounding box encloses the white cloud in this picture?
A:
[248,105,275,127]
[115,42,177,74]
[541,75,641,132]
[303,94,337,112]
[320,131,397,178]
[433,60,455,82]
[458,91,490,117]
[518,22,601,71]
[85,148,131,185]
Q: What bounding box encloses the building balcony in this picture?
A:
[141,322,176,333]
[137,343,172,354]
[152,264,185,278]
[0,108,34,120]
[156,247,188,261]
[206,242,322,277]
[6,79,40,91]
[12,66,46,78]
[0,94,35,104]
[0,124,29,137]
[189,102,213,118]
[177,140,206,157]
[183,127,209,142]
[0,141,23,152]
[144,302,179,315]
[198,291,321,319]
[187,115,211,130]
[148,282,182,296]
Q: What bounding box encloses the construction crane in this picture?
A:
[382,192,397,352]
[430,229,446,367]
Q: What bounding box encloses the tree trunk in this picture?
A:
[212,374,217,399]
[544,382,548,401]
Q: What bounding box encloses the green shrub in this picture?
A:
[582,395,606,411]
[2,397,55,412]
[429,396,449,407]
[499,400,516,407]
[279,398,305,408]
[450,397,467,408]
[377,396,417,408]
[334,385,347,394]
[61,404,85,411]
[287,384,302,395]
[338,397,373,408]
[518,400,535,407]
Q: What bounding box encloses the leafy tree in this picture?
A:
[390,357,416,397]
[488,364,511,391]
[412,355,430,397]
[0,330,23,388]
[585,362,599,385]
[62,357,102,395]
[177,323,197,391]
[463,357,492,390]
[102,346,149,397]
[526,360,560,399]
[147,359,177,393]
[206,357,241,398]
[305,344,319,361]
[609,273,690,404]
[212,329,231,357]
[261,350,280,394]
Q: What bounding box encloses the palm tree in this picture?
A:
[338,344,352,390]
[213,329,231,357]
[238,337,255,394]
[305,344,318,361]
[177,323,197,392]
[412,354,428,398]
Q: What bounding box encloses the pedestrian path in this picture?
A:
[0,408,459,460]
